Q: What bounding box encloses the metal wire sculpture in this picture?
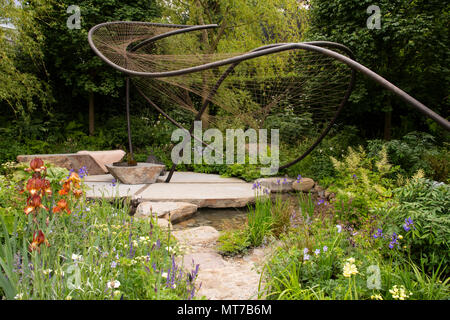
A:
[88,22,450,182]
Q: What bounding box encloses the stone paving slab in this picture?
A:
[84,182,147,199]
[157,172,245,184]
[84,174,115,183]
[133,183,258,208]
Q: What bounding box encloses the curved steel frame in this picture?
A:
[88,21,450,182]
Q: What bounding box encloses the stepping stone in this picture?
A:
[84,174,114,183]
[172,226,220,245]
[254,177,295,193]
[292,177,315,192]
[84,182,147,199]
[157,171,246,184]
[134,201,198,224]
[134,183,260,208]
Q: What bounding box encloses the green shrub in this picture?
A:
[373,177,450,276]
[217,229,251,256]
[367,132,449,182]
[326,145,398,224]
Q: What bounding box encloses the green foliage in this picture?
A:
[259,214,450,300]
[374,178,450,276]
[307,0,450,136]
[284,125,362,182]
[217,229,250,257]
[0,0,53,121]
[327,145,398,224]
[0,180,201,300]
[367,132,450,182]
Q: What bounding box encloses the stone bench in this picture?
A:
[17,150,125,175]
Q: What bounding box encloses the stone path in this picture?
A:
[173,226,272,300]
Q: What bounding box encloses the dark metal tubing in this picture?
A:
[89,22,449,130]
[88,22,449,179]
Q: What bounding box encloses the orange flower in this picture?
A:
[24,195,48,215]
[58,180,71,195]
[25,158,46,173]
[29,230,50,252]
[72,189,83,198]
[25,177,52,196]
[68,172,81,185]
[53,199,71,214]
[26,176,44,196]
[42,179,52,196]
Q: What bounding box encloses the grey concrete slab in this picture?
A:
[157,171,246,184]
[133,183,261,208]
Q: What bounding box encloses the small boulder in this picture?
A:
[292,177,315,192]
[156,218,172,230]
[134,201,198,224]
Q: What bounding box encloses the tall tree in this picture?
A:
[156,0,309,126]
[306,0,450,139]
[0,0,53,123]
[33,0,161,135]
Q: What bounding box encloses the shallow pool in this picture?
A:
[173,207,249,231]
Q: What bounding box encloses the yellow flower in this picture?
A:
[398,235,403,240]
[371,294,383,300]
[389,285,412,300]
[343,262,358,277]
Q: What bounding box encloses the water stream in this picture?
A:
[173,207,249,231]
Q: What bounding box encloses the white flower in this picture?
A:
[14,293,24,300]
[336,225,342,233]
[161,272,168,278]
[346,257,355,264]
[72,253,83,262]
[42,269,52,276]
[389,285,412,300]
[106,280,121,289]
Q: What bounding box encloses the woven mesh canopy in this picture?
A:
[88,21,356,174]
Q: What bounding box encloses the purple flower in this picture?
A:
[373,228,384,239]
[352,174,358,180]
[296,174,302,183]
[389,233,399,249]
[78,166,88,178]
[111,261,117,268]
[303,248,309,255]
[323,245,328,252]
[111,178,117,187]
[303,253,310,261]
[314,249,320,256]
[403,217,415,232]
